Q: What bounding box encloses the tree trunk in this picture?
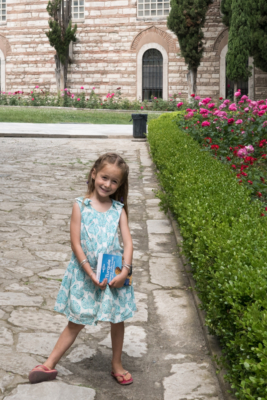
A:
[54,55,65,92]
[187,68,197,98]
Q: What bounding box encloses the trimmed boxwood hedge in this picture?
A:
[148,112,267,400]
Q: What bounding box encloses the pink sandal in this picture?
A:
[111,371,133,385]
[29,365,58,384]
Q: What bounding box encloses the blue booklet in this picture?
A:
[96,253,132,286]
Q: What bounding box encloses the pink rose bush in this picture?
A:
[176,94,267,206]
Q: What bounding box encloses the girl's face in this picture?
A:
[92,164,122,199]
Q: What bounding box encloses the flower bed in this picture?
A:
[175,91,267,209]
[0,86,184,112]
[148,112,267,400]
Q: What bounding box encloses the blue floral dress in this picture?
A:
[54,197,136,325]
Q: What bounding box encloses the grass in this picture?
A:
[0,107,162,124]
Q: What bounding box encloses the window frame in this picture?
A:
[137,0,170,19]
[0,0,7,25]
[71,0,85,22]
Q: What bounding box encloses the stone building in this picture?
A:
[0,0,266,100]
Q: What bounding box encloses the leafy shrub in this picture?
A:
[148,112,267,400]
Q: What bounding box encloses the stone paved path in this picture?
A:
[0,137,224,400]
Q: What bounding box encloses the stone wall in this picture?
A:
[0,0,267,100]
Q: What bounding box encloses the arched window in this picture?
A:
[142,49,163,100]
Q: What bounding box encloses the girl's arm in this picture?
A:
[109,208,133,288]
[70,203,107,289]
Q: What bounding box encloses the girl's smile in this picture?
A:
[92,165,122,200]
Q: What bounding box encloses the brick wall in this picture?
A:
[0,0,267,100]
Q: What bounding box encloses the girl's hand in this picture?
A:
[109,269,128,289]
[90,273,108,290]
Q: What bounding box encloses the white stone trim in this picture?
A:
[137,42,168,101]
[219,44,227,98]
[0,48,5,92]
[220,44,254,99]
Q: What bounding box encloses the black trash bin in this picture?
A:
[131,114,148,138]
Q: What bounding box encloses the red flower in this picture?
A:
[248,180,253,184]
[257,192,262,197]
[265,207,267,211]
[232,164,236,169]
[219,97,223,100]
[239,180,242,184]
[226,156,231,161]
[211,144,219,150]
[261,177,265,183]
[262,154,267,158]
[261,213,265,217]
[204,137,212,143]
[236,174,241,178]
[241,172,248,176]
[191,94,195,98]
[228,118,235,124]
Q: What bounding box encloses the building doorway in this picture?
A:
[226,61,248,99]
[142,49,163,100]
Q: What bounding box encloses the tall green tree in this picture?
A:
[46,0,77,91]
[226,0,251,98]
[221,0,232,27]
[167,0,212,96]
[250,0,267,73]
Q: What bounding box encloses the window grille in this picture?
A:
[142,49,163,101]
[137,0,169,18]
[72,0,84,19]
[0,0,6,22]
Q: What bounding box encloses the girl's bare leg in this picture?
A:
[42,321,84,370]
[110,322,131,382]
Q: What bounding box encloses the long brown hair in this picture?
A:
[85,153,129,217]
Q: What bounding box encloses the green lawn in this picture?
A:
[0,107,162,124]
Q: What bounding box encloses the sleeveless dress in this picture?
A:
[54,197,137,325]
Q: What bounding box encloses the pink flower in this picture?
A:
[202,121,211,127]
[140,106,144,110]
[237,148,248,158]
[195,96,201,100]
[30,91,33,94]
[77,98,80,101]
[234,90,241,97]
[92,87,95,90]
[244,107,249,113]
[229,103,237,111]
[31,98,34,101]
[241,95,248,101]
[202,97,212,105]
[177,102,183,108]
[208,103,215,109]
[191,94,195,98]
[224,99,230,104]
[71,94,74,98]
[258,111,265,117]
[263,121,267,128]
[200,108,208,114]
[235,119,243,124]
[245,145,254,153]
[227,118,235,124]
[154,97,157,99]
[35,85,39,89]
[80,86,84,89]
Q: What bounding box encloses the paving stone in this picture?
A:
[16,333,59,357]
[99,326,147,357]
[4,266,34,277]
[163,362,219,400]
[35,252,69,261]
[147,220,172,234]
[66,345,97,363]
[149,257,183,287]
[0,293,43,307]
[0,328,13,346]
[148,233,173,252]
[127,291,147,323]
[38,269,66,279]
[3,250,35,261]
[3,381,95,400]
[0,346,39,377]
[8,308,67,333]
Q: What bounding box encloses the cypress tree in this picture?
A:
[167,0,212,96]
[220,0,232,27]
[250,0,267,73]
[46,0,77,90]
[226,0,251,97]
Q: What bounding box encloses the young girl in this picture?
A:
[29,153,136,385]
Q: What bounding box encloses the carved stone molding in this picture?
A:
[0,34,11,58]
[213,28,228,56]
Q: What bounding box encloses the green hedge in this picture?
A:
[148,113,267,400]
